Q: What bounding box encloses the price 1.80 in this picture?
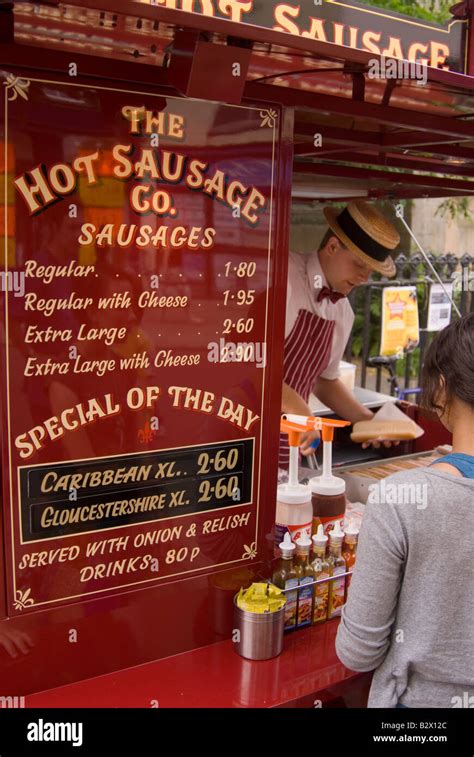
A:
[224,261,256,277]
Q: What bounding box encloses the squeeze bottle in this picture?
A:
[310,418,351,537]
[274,416,313,553]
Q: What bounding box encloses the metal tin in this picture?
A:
[232,596,286,661]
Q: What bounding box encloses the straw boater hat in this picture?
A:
[323,201,400,277]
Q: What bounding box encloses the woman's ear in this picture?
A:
[437,374,447,404]
[435,374,451,425]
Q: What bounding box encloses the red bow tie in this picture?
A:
[317,286,346,304]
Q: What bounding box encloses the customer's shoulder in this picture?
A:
[363,465,474,524]
[383,465,474,486]
[382,467,435,484]
[369,466,474,507]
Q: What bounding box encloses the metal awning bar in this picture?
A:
[294,143,474,166]
[247,82,474,139]
[294,125,474,161]
[294,125,383,150]
[294,161,474,193]
[295,187,467,200]
[294,143,361,158]
[382,131,474,148]
[0,40,175,88]
[310,151,474,175]
[417,143,474,160]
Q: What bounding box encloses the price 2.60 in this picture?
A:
[197,447,239,474]
[223,318,254,334]
[198,475,239,502]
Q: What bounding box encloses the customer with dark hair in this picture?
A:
[336,314,474,708]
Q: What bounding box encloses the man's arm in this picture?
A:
[282,382,312,416]
[281,383,320,452]
[282,379,379,455]
[313,376,373,423]
[313,377,400,450]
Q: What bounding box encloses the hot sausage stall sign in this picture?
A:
[0,73,288,631]
[135,0,467,72]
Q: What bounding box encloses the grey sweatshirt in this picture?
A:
[335,467,474,708]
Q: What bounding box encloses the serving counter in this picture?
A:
[25,619,372,709]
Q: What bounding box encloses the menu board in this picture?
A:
[0,72,279,614]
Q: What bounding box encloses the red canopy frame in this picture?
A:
[3,0,474,201]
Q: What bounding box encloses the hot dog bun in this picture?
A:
[351,419,418,443]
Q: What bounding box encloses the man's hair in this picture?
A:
[421,313,474,413]
[318,228,344,252]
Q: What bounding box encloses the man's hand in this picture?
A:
[300,429,321,456]
[312,379,402,450]
[283,379,402,453]
[361,439,401,449]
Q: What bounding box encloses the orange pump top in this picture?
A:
[280,415,351,447]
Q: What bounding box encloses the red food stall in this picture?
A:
[0,0,473,708]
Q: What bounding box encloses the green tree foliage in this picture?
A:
[356,0,452,24]
[435,197,474,221]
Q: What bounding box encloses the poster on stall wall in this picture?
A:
[427,282,453,332]
[0,71,280,615]
[380,286,420,356]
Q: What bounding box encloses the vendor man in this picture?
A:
[280,200,400,468]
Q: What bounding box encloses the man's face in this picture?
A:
[323,236,372,294]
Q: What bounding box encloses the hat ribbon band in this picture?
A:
[337,207,391,263]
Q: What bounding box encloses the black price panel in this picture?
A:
[19,439,254,542]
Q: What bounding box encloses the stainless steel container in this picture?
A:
[232,596,286,661]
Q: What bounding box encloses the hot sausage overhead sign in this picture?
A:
[136,0,467,72]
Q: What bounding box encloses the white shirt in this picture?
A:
[285,250,355,380]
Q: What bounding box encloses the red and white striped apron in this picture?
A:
[279,309,335,468]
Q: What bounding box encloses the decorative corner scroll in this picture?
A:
[13,588,35,611]
[260,109,277,128]
[4,73,31,102]
[242,542,257,559]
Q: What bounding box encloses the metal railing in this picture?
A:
[344,252,474,400]
[274,569,354,592]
